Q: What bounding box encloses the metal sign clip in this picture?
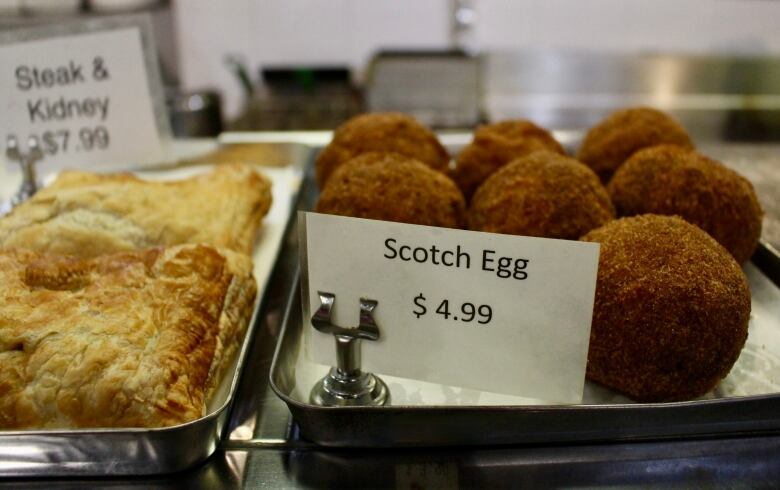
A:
[1,135,43,216]
[309,291,390,407]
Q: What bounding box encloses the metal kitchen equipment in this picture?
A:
[365,50,481,128]
[167,89,224,138]
[308,292,390,407]
[229,66,364,131]
[484,51,780,141]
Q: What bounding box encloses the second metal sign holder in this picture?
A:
[1,135,42,216]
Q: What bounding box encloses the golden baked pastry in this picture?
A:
[0,244,256,429]
[180,143,293,167]
[0,164,272,258]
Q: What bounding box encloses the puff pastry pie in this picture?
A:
[0,164,271,258]
[0,244,256,429]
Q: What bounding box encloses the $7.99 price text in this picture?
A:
[412,293,493,325]
[32,126,110,156]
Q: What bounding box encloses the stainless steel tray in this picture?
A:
[0,160,302,477]
[270,140,780,447]
[270,244,780,447]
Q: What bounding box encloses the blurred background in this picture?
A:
[3,0,780,140]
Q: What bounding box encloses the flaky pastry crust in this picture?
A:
[0,164,272,258]
[0,244,256,429]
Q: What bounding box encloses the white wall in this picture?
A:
[174,0,780,119]
[476,0,780,55]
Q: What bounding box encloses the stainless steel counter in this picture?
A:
[3,136,780,487]
[4,439,780,489]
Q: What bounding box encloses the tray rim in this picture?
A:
[0,265,263,477]
[269,239,780,445]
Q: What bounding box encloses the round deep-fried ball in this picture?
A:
[452,120,565,200]
[577,107,694,183]
[608,145,763,264]
[315,112,449,188]
[581,215,751,402]
[468,151,614,239]
[316,152,466,228]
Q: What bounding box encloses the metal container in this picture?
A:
[0,159,302,477]
[168,90,224,138]
[270,141,780,447]
[366,50,482,128]
[0,305,257,477]
[270,253,780,447]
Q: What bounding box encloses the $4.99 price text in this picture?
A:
[412,294,493,325]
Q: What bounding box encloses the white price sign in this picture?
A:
[301,212,601,404]
[0,16,169,170]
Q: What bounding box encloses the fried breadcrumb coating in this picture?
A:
[608,145,763,264]
[315,112,449,188]
[581,215,750,402]
[316,152,466,229]
[453,120,565,200]
[468,151,614,239]
[577,107,693,183]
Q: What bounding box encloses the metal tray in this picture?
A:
[0,160,302,476]
[271,244,780,447]
[270,141,780,448]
